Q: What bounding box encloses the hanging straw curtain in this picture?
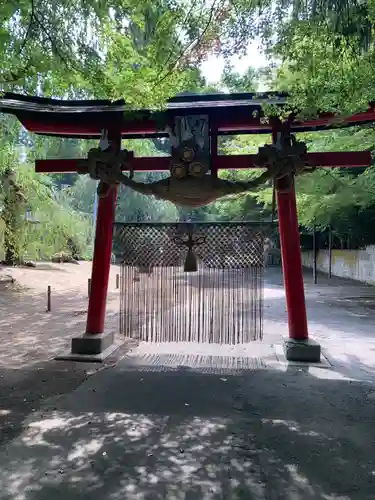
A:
[114,222,269,345]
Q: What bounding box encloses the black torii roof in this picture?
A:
[0,91,374,139]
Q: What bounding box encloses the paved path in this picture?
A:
[264,268,375,383]
[1,268,375,499]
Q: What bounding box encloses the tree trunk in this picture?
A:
[3,190,25,266]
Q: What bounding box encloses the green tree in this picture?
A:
[0,162,27,265]
[0,0,227,105]
[273,24,375,117]
[0,113,93,262]
[221,65,258,92]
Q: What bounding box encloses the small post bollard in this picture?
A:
[88,278,91,297]
[116,273,120,289]
[47,285,51,312]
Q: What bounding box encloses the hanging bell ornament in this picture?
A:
[184,249,198,272]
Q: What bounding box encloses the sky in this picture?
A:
[200,39,269,85]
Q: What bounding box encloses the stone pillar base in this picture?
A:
[55,331,120,362]
[283,337,321,363]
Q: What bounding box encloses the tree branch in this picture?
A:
[160,0,200,71]
[32,12,72,71]
[151,0,222,91]
[0,65,31,84]
[18,0,35,55]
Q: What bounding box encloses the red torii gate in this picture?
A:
[0,92,373,361]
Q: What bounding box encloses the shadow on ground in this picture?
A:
[0,354,374,500]
[0,361,89,446]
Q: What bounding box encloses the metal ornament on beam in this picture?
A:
[259,128,316,194]
[167,115,210,179]
[65,123,319,208]
[76,148,134,198]
[44,119,371,208]
[35,150,373,174]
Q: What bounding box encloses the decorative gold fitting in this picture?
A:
[188,161,207,178]
[181,147,195,163]
[170,163,187,179]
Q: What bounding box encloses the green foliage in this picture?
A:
[1,0,373,116]
[221,65,259,92]
[16,165,92,261]
[210,127,375,247]
[2,0,375,253]
[0,0,227,106]
[292,127,375,240]
[2,172,26,264]
[274,24,375,117]
[0,114,93,262]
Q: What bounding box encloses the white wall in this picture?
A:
[302,246,375,284]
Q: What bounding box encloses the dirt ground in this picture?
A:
[2,265,375,499]
[3,263,375,498]
[0,262,265,447]
[0,261,135,446]
[2,261,375,466]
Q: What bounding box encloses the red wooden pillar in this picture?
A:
[86,130,120,334]
[273,124,309,340]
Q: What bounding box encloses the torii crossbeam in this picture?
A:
[0,92,373,361]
